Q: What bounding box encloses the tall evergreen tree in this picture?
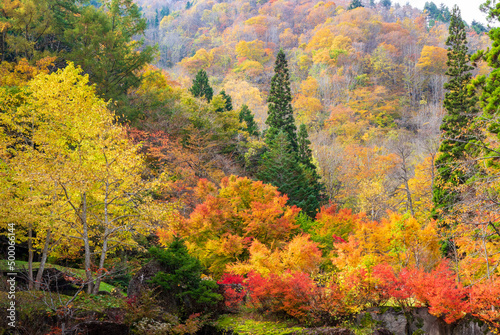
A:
[239,104,259,136]
[189,69,213,102]
[297,124,314,170]
[474,1,500,139]
[433,6,478,218]
[257,131,321,217]
[215,89,233,113]
[261,52,324,216]
[266,49,298,151]
[297,124,324,205]
[220,90,233,111]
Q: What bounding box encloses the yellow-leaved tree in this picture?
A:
[2,63,170,293]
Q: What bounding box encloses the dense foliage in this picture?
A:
[432,6,478,221]
[149,238,222,316]
[1,0,500,333]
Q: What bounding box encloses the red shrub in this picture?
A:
[373,263,412,307]
[469,276,500,328]
[373,261,468,324]
[218,273,247,310]
[244,271,318,323]
[410,261,468,323]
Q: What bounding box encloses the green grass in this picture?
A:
[216,315,305,335]
[0,260,121,294]
[0,290,125,313]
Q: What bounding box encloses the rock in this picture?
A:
[362,308,407,335]
[451,316,494,335]
[358,307,495,335]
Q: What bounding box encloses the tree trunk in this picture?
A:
[35,229,51,290]
[81,193,94,294]
[93,233,108,295]
[28,223,34,290]
[93,169,110,295]
[404,180,415,217]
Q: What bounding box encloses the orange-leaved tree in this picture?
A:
[227,234,323,276]
[333,212,441,272]
[160,175,301,277]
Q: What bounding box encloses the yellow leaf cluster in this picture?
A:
[228,234,322,276]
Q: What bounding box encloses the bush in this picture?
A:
[217,274,247,311]
[148,238,222,317]
[372,261,468,323]
[245,271,317,323]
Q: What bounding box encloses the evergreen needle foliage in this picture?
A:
[348,0,363,10]
[239,104,259,136]
[433,5,479,219]
[189,69,213,102]
[260,51,324,217]
[265,49,298,151]
[149,238,221,315]
[220,90,233,111]
[257,131,321,217]
[297,124,315,170]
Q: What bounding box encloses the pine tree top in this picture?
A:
[189,69,213,102]
[266,49,297,151]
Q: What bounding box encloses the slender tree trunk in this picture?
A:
[93,232,109,295]
[482,225,491,280]
[398,145,415,216]
[28,223,34,290]
[35,229,51,290]
[93,169,110,295]
[81,193,94,294]
[404,180,415,217]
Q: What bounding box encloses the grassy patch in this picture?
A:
[0,260,122,294]
[0,290,125,313]
[216,315,305,335]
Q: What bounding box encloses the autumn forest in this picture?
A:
[1,0,500,334]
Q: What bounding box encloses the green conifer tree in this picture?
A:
[297,124,314,169]
[297,124,324,206]
[261,52,324,216]
[257,131,320,217]
[189,69,213,102]
[221,89,233,111]
[473,1,500,142]
[149,238,221,315]
[215,89,233,113]
[348,0,363,10]
[433,6,478,218]
[239,104,259,136]
[266,49,298,151]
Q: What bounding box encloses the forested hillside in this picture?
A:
[1,0,500,334]
[137,0,491,219]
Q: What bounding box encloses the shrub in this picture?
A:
[372,261,468,324]
[217,274,247,310]
[149,238,222,316]
[245,271,317,323]
[469,276,500,328]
